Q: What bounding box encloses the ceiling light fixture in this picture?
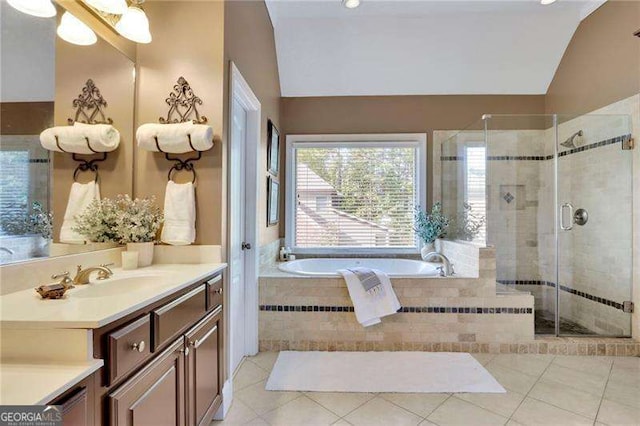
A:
[57,11,97,46]
[84,0,128,15]
[342,0,361,9]
[540,0,557,4]
[7,0,56,18]
[115,4,152,44]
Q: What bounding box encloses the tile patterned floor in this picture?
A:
[212,352,640,425]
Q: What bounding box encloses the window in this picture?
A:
[464,146,486,243]
[286,134,427,253]
[0,151,29,235]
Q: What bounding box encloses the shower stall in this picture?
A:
[440,113,634,337]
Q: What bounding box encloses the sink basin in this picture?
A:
[73,275,165,299]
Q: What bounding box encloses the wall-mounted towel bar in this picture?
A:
[139,76,213,184]
[39,79,119,182]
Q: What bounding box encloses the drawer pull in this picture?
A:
[179,346,190,356]
[131,341,146,352]
[189,339,198,347]
[214,288,223,295]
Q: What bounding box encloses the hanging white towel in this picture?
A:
[338,268,401,327]
[59,181,100,244]
[161,181,196,245]
[136,122,213,153]
[40,124,120,154]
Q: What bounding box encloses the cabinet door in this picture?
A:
[109,338,186,426]
[185,307,223,426]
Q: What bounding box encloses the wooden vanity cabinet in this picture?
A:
[185,307,223,426]
[108,338,186,426]
[100,271,224,426]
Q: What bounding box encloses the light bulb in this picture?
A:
[115,6,152,44]
[7,0,56,18]
[57,12,97,46]
[85,0,128,15]
[342,0,361,9]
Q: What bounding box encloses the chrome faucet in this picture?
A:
[424,252,455,277]
[73,263,114,285]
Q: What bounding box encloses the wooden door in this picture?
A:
[185,308,222,426]
[109,338,186,426]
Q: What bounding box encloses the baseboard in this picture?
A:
[213,379,233,420]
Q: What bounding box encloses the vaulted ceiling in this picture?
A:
[266,0,606,97]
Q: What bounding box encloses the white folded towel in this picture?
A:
[338,268,401,327]
[39,124,120,154]
[73,122,121,150]
[161,181,196,245]
[136,122,213,154]
[59,181,100,244]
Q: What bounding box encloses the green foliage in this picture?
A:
[414,203,449,244]
[3,202,53,239]
[449,202,486,241]
[73,195,163,244]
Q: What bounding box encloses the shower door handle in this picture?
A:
[560,203,574,231]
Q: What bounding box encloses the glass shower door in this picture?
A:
[556,114,634,336]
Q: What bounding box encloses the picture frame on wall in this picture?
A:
[267,176,280,226]
[267,119,280,175]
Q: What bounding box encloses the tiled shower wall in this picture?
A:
[436,93,639,336]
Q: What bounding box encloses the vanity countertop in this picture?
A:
[0,263,226,329]
[0,360,103,406]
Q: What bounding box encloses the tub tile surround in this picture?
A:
[259,241,539,350]
[435,93,640,338]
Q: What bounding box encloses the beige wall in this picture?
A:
[223,0,282,248]
[545,0,640,114]
[281,95,545,235]
[53,36,135,241]
[135,1,225,246]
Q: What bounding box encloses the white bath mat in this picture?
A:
[266,351,505,393]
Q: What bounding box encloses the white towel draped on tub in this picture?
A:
[60,181,100,244]
[338,268,401,327]
[161,181,196,245]
[136,122,213,153]
[39,123,120,154]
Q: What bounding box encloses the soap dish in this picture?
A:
[35,283,74,299]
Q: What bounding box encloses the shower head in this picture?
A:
[561,130,583,148]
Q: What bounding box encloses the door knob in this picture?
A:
[241,242,252,250]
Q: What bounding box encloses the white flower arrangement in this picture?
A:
[73,195,163,244]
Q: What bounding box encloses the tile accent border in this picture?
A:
[259,305,533,314]
[498,279,626,311]
[440,134,632,162]
[259,338,640,356]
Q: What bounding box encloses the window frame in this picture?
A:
[285,133,427,255]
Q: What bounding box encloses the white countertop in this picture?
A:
[0,360,104,405]
[0,263,226,329]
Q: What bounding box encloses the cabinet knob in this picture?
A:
[179,346,190,356]
[214,288,223,295]
[190,339,199,347]
[131,341,146,353]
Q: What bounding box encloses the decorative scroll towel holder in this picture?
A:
[57,79,113,182]
[154,76,209,184]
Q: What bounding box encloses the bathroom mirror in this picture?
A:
[0,1,135,265]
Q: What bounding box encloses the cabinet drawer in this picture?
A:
[108,316,151,386]
[152,285,206,351]
[206,275,223,311]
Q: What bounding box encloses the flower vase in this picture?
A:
[126,242,154,267]
[421,242,436,261]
